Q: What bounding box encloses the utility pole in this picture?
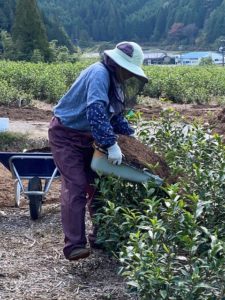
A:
[219,39,225,67]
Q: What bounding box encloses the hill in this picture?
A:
[1,0,225,49]
[0,0,74,51]
[37,0,225,48]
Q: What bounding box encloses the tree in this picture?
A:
[168,23,185,42]
[199,56,213,65]
[0,0,16,32]
[12,0,50,61]
[153,7,168,41]
[41,13,75,53]
[182,23,198,44]
[31,49,44,62]
[0,30,16,60]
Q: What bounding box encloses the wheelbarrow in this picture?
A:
[0,152,60,220]
[91,148,163,186]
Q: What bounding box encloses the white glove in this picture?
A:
[107,142,123,165]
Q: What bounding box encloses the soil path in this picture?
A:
[0,102,53,139]
[9,120,49,138]
[1,101,224,139]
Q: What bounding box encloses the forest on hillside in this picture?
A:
[1,0,225,49]
[0,0,73,51]
[37,0,225,48]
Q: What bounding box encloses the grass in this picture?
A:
[0,132,48,152]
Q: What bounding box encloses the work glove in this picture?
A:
[107,142,123,165]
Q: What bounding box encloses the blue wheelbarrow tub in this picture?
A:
[0,152,57,177]
[91,150,163,186]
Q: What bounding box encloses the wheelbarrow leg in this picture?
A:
[28,176,43,220]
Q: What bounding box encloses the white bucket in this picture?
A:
[0,118,9,132]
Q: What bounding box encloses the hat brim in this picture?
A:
[104,49,148,83]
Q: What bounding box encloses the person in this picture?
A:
[48,41,148,261]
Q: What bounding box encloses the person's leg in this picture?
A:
[48,117,94,259]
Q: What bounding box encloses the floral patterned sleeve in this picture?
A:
[87,102,116,148]
[110,114,135,135]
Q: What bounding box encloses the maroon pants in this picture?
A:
[48,117,98,258]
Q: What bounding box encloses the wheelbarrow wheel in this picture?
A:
[14,180,21,208]
[28,176,42,220]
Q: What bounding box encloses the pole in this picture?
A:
[220,39,225,67]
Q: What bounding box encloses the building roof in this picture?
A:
[180,51,221,59]
[144,52,167,59]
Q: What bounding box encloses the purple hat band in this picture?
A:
[117,43,134,57]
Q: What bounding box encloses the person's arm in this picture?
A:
[87,101,123,165]
[87,101,116,148]
[110,113,135,135]
[86,66,124,164]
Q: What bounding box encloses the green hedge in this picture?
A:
[144,65,225,103]
[1,60,225,105]
[94,110,225,299]
[0,60,92,104]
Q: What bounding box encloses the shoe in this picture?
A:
[68,248,90,261]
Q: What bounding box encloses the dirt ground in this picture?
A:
[0,100,224,299]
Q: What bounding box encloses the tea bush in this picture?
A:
[0,60,92,104]
[144,65,225,103]
[94,110,225,299]
[1,61,225,105]
[94,178,164,253]
[0,79,32,105]
[0,80,18,104]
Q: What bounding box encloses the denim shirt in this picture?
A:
[54,62,110,131]
[53,62,134,147]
